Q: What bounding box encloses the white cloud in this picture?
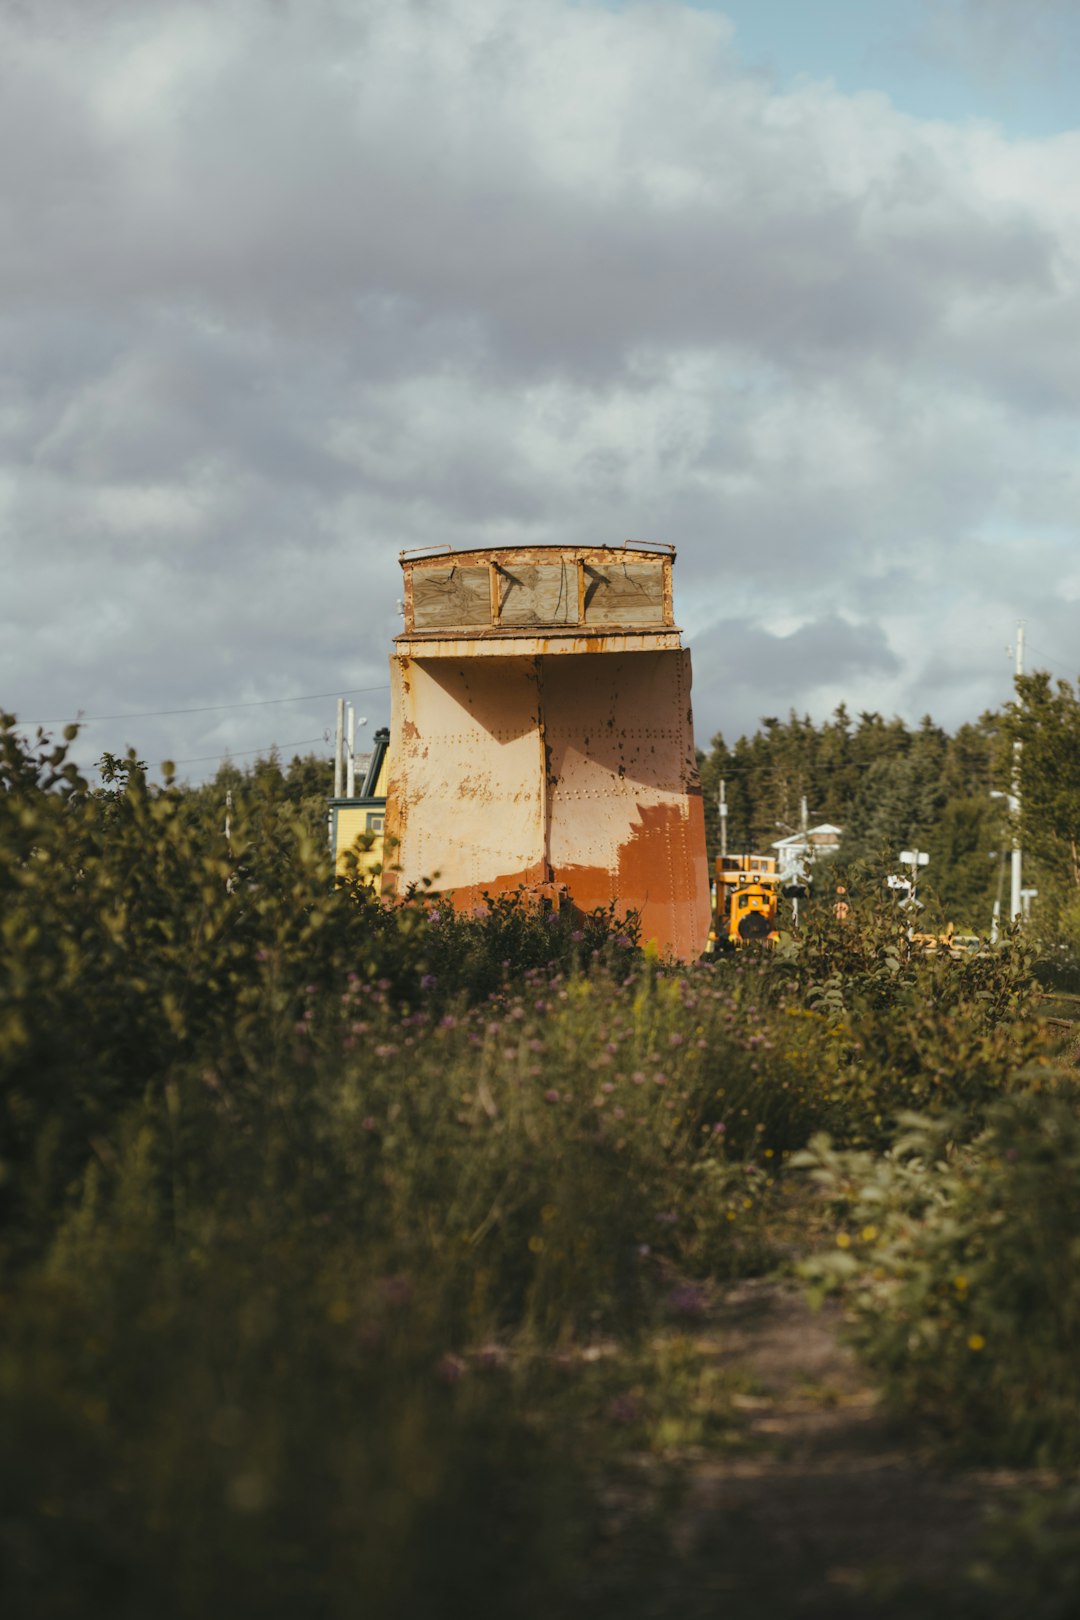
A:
[2,0,1078,774]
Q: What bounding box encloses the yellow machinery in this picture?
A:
[712,854,782,948]
[380,542,711,962]
[909,924,983,959]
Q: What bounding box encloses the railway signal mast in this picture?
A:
[895,848,930,909]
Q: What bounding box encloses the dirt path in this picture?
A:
[590,1280,1036,1618]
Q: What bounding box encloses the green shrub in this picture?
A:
[828,984,1055,1147]
[784,872,1037,1025]
[0,720,638,1255]
[0,718,834,1614]
[7,710,1067,1612]
[799,1087,1080,1466]
[770,881,1045,1147]
[0,1128,593,1620]
[400,884,642,1004]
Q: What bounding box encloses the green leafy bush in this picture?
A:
[0,718,839,1615]
[799,1087,1080,1466]
[768,878,1047,1147]
[784,872,1037,1023]
[0,720,639,1255]
[0,1138,593,1620]
[4,711,1070,1612]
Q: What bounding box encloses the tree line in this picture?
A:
[698,675,1080,939]
[170,669,1080,941]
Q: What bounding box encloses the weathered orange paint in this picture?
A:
[383,545,711,960]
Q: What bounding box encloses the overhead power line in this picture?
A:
[11,684,390,728]
[166,735,330,767]
[1021,642,1079,683]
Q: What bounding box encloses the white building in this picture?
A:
[771,823,842,883]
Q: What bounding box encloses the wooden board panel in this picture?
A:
[411,566,492,629]
[583,561,665,626]
[498,562,576,625]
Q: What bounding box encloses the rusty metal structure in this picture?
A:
[382,542,711,961]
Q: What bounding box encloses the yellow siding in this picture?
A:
[333,804,386,883]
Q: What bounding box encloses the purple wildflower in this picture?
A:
[380,1275,414,1307]
[607,1393,641,1425]
[667,1283,707,1319]
[435,1353,466,1387]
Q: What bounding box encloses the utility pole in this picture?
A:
[334,698,345,798]
[990,843,1006,944]
[224,788,237,893]
[1011,623,1024,922]
[718,778,728,859]
[346,703,356,798]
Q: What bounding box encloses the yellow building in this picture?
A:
[329,726,389,883]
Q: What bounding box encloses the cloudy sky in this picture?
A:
[4,0,1080,781]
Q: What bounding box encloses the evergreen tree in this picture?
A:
[696,698,1016,933]
[1006,672,1080,887]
